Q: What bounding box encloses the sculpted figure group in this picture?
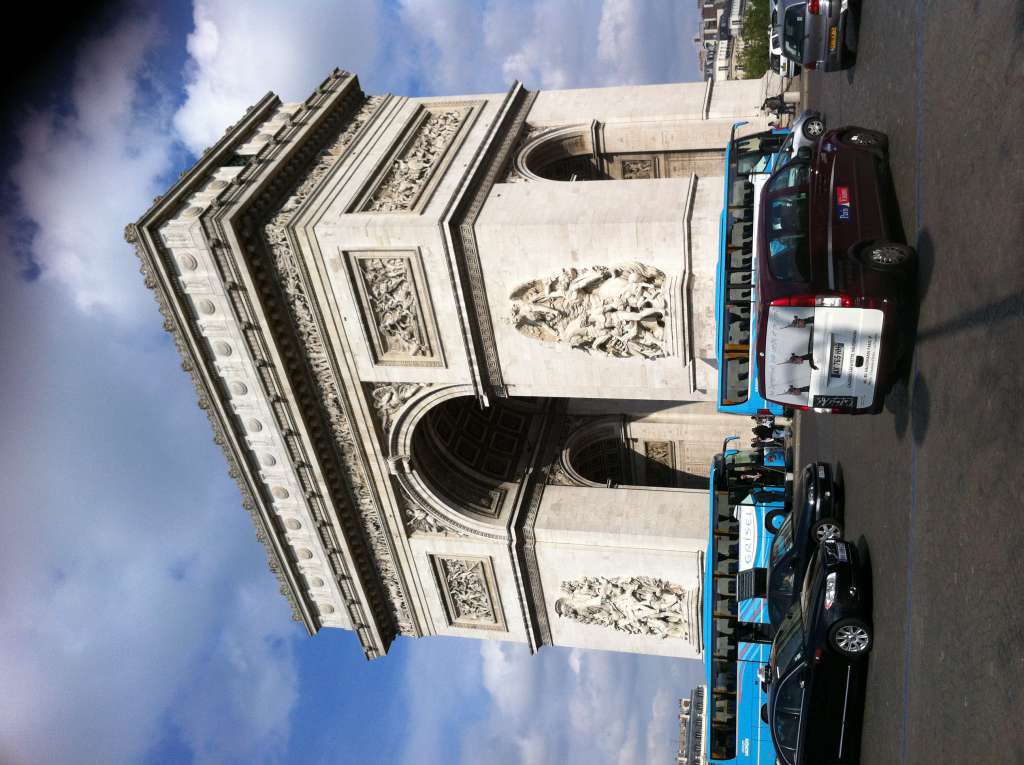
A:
[508,262,670,359]
[554,575,697,642]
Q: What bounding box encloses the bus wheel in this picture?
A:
[764,508,787,533]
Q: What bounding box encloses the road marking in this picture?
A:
[900,1,926,762]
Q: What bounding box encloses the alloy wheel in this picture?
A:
[834,624,871,654]
[814,521,842,542]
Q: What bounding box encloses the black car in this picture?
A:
[765,462,843,628]
[766,537,871,765]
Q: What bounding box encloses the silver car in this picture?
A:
[779,0,858,72]
[776,110,826,163]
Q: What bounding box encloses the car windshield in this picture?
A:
[782,4,805,60]
[767,192,811,282]
[772,606,804,676]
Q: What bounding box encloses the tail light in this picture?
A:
[770,294,853,307]
[805,62,817,70]
[808,0,820,13]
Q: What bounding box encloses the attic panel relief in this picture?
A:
[362,105,473,213]
[508,262,670,359]
[347,251,443,366]
[432,555,506,631]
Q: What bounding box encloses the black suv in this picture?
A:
[766,462,843,628]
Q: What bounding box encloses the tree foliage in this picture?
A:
[738,0,770,79]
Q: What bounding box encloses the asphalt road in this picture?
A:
[793,2,1024,763]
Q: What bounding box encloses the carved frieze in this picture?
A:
[508,262,670,359]
[432,555,506,630]
[554,576,700,647]
[261,95,420,636]
[363,107,469,213]
[347,251,443,366]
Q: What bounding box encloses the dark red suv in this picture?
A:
[755,127,915,414]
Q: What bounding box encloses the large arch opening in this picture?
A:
[560,416,711,490]
[409,395,543,521]
[511,122,726,183]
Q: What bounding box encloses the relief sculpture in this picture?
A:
[433,556,503,629]
[554,575,699,644]
[508,262,669,359]
[352,255,437,363]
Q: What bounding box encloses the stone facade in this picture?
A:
[128,68,773,660]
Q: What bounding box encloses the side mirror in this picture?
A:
[797,146,813,161]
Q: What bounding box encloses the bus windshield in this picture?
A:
[716,123,788,415]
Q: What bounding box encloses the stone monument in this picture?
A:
[127,69,774,660]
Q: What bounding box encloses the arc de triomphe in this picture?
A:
[127,70,772,661]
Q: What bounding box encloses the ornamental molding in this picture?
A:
[431,555,506,631]
[555,576,701,647]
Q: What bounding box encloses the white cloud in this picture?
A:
[174,0,386,154]
[4,14,177,322]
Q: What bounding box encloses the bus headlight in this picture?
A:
[824,573,837,609]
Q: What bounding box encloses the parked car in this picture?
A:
[774,110,826,165]
[769,29,800,78]
[779,0,859,72]
[765,461,842,628]
[766,536,871,764]
[754,127,916,414]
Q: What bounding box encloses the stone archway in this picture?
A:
[385,384,547,539]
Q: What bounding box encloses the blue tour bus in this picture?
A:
[715,122,790,416]
[698,437,788,764]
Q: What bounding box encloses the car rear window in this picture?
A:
[782,4,805,60]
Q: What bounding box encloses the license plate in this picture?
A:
[812,394,857,409]
[829,342,845,378]
[837,544,848,562]
[829,26,838,51]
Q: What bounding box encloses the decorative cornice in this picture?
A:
[126,221,309,625]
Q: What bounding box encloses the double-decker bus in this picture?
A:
[716,122,790,416]
[698,437,788,764]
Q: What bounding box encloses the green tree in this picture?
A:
[738,0,770,79]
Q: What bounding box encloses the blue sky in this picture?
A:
[0,2,705,763]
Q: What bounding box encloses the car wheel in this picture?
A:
[802,117,825,140]
[764,508,787,533]
[829,618,872,658]
[864,241,916,272]
[812,518,843,542]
